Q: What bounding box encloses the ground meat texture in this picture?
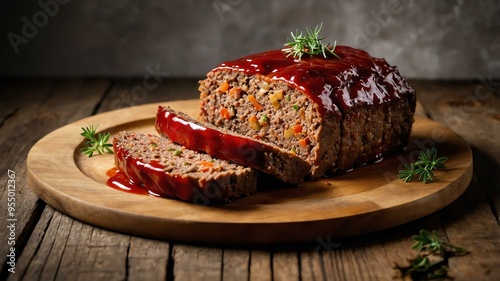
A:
[113,131,257,203]
[198,47,416,178]
[199,71,339,178]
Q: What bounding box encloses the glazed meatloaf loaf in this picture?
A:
[199,46,416,178]
[113,131,257,203]
[155,106,311,185]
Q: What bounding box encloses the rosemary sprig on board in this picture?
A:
[398,148,448,184]
[81,125,113,158]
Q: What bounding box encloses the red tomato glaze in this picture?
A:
[215,46,413,116]
[108,140,202,202]
[155,107,270,171]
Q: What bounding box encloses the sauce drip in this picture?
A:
[109,140,205,202]
[215,46,413,115]
[106,167,151,196]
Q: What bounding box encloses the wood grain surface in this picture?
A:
[1,78,499,281]
[26,99,472,244]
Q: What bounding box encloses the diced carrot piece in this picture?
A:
[249,115,261,130]
[293,124,303,134]
[219,81,229,93]
[199,161,215,172]
[248,94,263,111]
[299,107,306,119]
[299,138,309,148]
[220,107,231,120]
[229,87,242,99]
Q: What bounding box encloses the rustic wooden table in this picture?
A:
[1,78,499,281]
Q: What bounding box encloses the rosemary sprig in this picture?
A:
[80,125,113,158]
[398,148,448,184]
[282,23,340,61]
[411,230,470,257]
[394,230,470,280]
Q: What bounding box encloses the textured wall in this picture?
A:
[1,0,499,79]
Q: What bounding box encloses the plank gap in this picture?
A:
[0,107,18,129]
[90,80,115,115]
[220,249,225,281]
[318,250,328,281]
[166,243,175,281]
[270,251,274,281]
[247,250,251,281]
[296,250,302,281]
[125,240,131,281]
[470,147,500,225]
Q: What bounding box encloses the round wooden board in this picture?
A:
[27,99,472,244]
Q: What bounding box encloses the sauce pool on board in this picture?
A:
[106,167,152,196]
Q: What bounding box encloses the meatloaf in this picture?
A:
[198,46,416,178]
[113,131,257,203]
[155,106,311,185]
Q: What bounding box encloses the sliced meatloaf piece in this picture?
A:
[155,106,311,185]
[198,46,416,177]
[113,131,257,203]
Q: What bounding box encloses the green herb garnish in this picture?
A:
[174,149,183,156]
[411,230,469,256]
[292,104,299,111]
[282,23,340,61]
[395,229,469,280]
[80,125,113,158]
[398,148,447,184]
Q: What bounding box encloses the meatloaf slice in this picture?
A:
[155,106,311,185]
[198,46,416,177]
[113,131,257,203]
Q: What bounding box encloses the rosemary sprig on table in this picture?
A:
[81,125,113,158]
[282,23,340,60]
[395,230,470,280]
[398,148,448,184]
[411,230,469,257]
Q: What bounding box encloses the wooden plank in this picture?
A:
[53,220,129,281]
[0,78,110,278]
[321,239,402,280]
[171,244,222,280]
[0,78,53,123]
[272,249,300,281]
[6,205,56,281]
[222,248,249,280]
[127,237,170,281]
[299,249,325,281]
[249,250,272,281]
[97,78,200,113]
[441,177,500,280]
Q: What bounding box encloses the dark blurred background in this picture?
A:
[1,0,499,79]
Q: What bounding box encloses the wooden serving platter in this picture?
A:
[27,100,472,244]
